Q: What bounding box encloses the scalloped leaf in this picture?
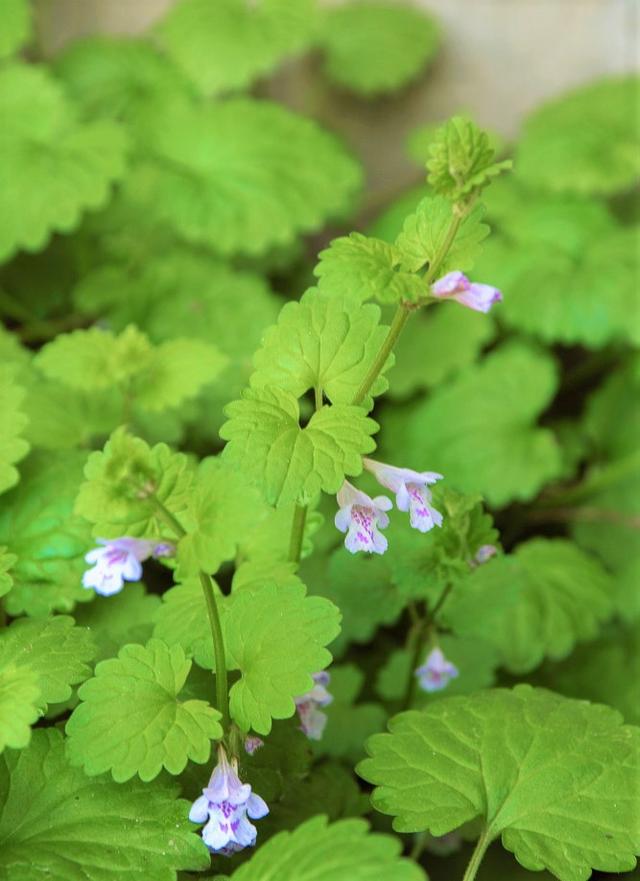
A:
[0,365,29,494]
[0,64,128,262]
[125,97,362,257]
[359,686,640,881]
[156,0,317,95]
[426,116,511,199]
[320,1,439,97]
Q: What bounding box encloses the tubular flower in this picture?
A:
[294,671,333,740]
[415,647,459,693]
[82,537,175,596]
[335,480,392,554]
[363,458,443,533]
[189,745,269,856]
[431,270,502,313]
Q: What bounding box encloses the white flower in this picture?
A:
[363,458,443,533]
[82,537,176,596]
[415,647,459,693]
[334,481,392,554]
[189,746,268,856]
[294,671,333,740]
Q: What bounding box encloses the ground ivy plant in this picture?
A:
[1,2,639,880]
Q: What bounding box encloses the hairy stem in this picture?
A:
[288,503,308,564]
[353,303,412,405]
[461,830,492,881]
[149,493,230,730]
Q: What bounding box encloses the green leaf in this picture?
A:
[239,499,324,563]
[386,303,495,399]
[314,665,386,762]
[367,184,428,243]
[66,639,222,781]
[221,387,377,506]
[75,428,193,538]
[252,288,393,406]
[444,539,614,674]
[0,729,209,880]
[0,548,16,598]
[156,0,316,95]
[0,452,94,617]
[0,63,128,262]
[0,0,31,59]
[0,663,41,752]
[0,366,29,494]
[125,97,362,257]
[176,457,269,577]
[320,1,439,97]
[73,583,161,662]
[395,196,489,275]
[22,380,121,452]
[396,343,562,506]
[359,685,640,881]
[516,76,640,195]
[54,36,195,130]
[228,816,426,881]
[426,117,511,199]
[133,338,227,411]
[153,577,222,670]
[315,233,425,304]
[225,582,341,734]
[0,616,95,707]
[584,357,640,460]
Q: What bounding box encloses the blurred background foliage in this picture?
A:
[0,2,638,878]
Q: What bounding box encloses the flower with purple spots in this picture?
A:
[415,647,459,693]
[431,271,502,313]
[294,671,333,740]
[82,537,175,596]
[189,745,268,856]
[363,458,443,533]
[335,481,392,554]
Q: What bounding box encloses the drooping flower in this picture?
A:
[82,537,175,596]
[334,481,392,554]
[415,647,459,693]
[189,745,269,856]
[363,458,443,533]
[294,671,333,741]
[244,735,264,756]
[431,271,502,313]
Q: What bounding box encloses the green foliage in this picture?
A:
[394,343,562,506]
[396,197,489,275]
[0,548,16,598]
[426,117,512,200]
[156,0,316,95]
[0,366,29,494]
[225,582,341,733]
[0,729,209,880]
[516,76,640,195]
[314,665,386,762]
[73,583,160,661]
[315,233,426,304]
[0,452,94,616]
[0,63,128,262]
[359,686,640,881]
[0,663,40,752]
[75,428,193,538]
[221,387,377,505]
[66,639,222,781]
[123,97,362,257]
[444,539,614,673]
[320,1,439,97]
[228,816,426,881]
[153,577,223,670]
[252,289,393,406]
[0,0,31,59]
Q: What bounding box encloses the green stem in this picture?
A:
[402,620,428,711]
[423,211,465,287]
[314,384,323,411]
[288,503,308,564]
[353,303,412,405]
[461,830,492,881]
[148,493,230,730]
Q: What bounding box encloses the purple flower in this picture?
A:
[415,647,459,693]
[431,271,502,313]
[294,671,333,740]
[244,736,264,756]
[335,481,392,554]
[189,746,268,856]
[82,537,176,596]
[363,458,443,533]
[471,544,498,567]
